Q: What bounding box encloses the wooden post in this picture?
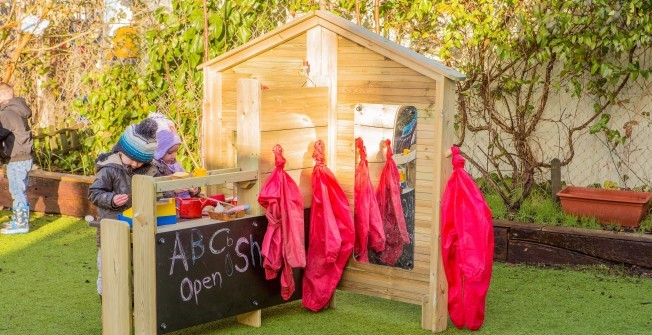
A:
[423,77,453,332]
[236,78,262,216]
[132,175,158,334]
[551,158,561,203]
[101,219,132,335]
[306,26,337,173]
[236,310,262,328]
[235,78,263,327]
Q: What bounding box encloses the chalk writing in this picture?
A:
[166,227,262,305]
[155,213,306,334]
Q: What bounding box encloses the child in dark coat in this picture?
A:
[88,117,159,297]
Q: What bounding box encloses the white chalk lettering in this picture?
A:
[179,271,223,305]
[193,279,202,303]
[180,277,193,302]
[212,271,222,288]
[249,233,262,267]
[225,253,234,276]
[170,232,189,275]
[235,237,249,272]
[209,228,229,254]
[202,276,212,289]
[191,228,205,264]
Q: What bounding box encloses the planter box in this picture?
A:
[557,186,652,227]
[0,168,97,218]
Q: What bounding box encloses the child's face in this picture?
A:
[120,153,144,170]
[161,144,180,164]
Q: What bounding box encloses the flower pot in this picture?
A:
[557,186,652,227]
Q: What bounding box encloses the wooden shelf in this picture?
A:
[156,214,255,233]
[393,149,416,165]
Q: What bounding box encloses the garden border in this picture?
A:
[494,220,652,275]
[0,168,96,218]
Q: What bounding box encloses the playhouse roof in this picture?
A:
[198,10,466,81]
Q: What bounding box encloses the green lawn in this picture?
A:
[1,211,651,335]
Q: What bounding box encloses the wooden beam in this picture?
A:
[132,175,158,334]
[307,26,338,171]
[203,68,223,169]
[101,219,132,335]
[198,15,316,70]
[314,11,464,81]
[236,310,262,328]
[237,79,263,216]
[154,170,257,193]
[423,78,456,332]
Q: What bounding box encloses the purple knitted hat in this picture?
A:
[155,129,182,160]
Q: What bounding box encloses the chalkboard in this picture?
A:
[155,213,305,334]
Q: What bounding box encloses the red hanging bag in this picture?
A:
[375,139,410,266]
[441,146,494,330]
[258,144,306,300]
[302,140,355,311]
[354,137,386,262]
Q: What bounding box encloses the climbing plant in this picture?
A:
[74,0,314,173]
[435,0,652,210]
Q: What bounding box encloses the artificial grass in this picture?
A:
[0,211,100,335]
[1,211,651,335]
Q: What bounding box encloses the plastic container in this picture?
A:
[557,186,652,227]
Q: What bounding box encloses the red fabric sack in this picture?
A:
[354,137,386,262]
[302,140,355,311]
[441,146,494,330]
[257,144,306,300]
[375,139,410,266]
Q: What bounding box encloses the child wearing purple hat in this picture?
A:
[154,129,199,198]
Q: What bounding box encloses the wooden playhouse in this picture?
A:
[102,9,465,335]
[199,10,465,332]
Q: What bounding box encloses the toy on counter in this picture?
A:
[117,198,177,227]
[176,197,213,219]
[207,200,249,221]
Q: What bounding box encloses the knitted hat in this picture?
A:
[155,129,182,160]
[114,118,158,163]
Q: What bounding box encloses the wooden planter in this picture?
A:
[557,186,652,227]
[0,168,96,218]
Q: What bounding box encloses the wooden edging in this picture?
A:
[0,168,96,217]
[493,219,652,274]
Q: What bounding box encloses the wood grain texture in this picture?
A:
[494,220,652,269]
[0,169,96,217]
[132,175,158,335]
[101,219,132,335]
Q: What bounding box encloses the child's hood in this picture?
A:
[1,97,32,119]
[94,152,127,172]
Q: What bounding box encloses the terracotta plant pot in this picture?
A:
[557,186,652,227]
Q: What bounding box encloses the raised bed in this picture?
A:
[494,220,652,275]
[0,168,96,218]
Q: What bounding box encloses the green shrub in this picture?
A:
[484,183,650,234]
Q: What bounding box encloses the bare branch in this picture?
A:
[525,53,557,136]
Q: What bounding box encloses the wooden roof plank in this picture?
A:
[199,10,465,82]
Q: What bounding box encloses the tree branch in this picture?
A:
[525,53,557,136]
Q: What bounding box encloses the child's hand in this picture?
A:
[113,194,129,207]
